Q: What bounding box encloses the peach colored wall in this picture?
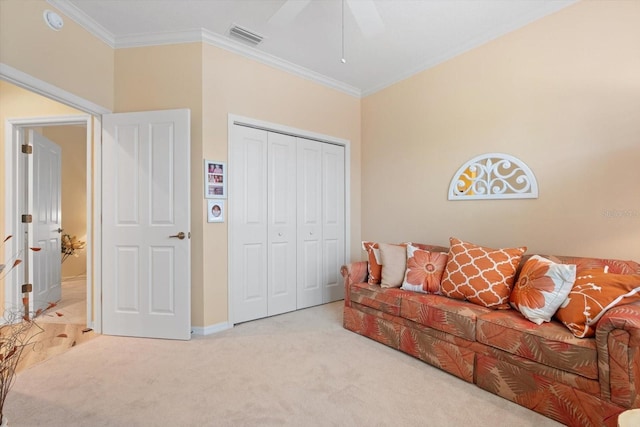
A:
[42,126,87,280]
[0,0,114,110]
[202,44,361,326]
[361,1,640,260]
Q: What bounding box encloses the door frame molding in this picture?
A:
[227,114,351,326]
[4,115,98,329]
[1,64,109,332]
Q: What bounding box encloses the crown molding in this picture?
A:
[200,30,361,98]
[47,0,116,48]
[362,0,579,97]
[46,1,360,98]
[115,29,203,49]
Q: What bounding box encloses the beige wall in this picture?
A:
[0,0,114,110]
[42,126,87,280]
[201,44,361,326]
[361,1,640,260]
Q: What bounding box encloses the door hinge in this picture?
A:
[21,283,33,293]
[21,144,33,154]
[21,214,33,223]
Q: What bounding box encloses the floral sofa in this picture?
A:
[341,238,640,427]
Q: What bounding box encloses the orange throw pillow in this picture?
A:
[440,237,526,309]
[401,245,448,294]
[554,269,640,338]
[362,241,382,285]
[509,255,576,325]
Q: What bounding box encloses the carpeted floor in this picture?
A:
[7,301,561,427]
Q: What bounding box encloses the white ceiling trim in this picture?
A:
[200,30,361,98]
[48,0,116,48]
[47,0,360,98]
[362,0,580,97]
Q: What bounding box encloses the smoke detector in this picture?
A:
[229,24,264,46]
[44,10,64,31]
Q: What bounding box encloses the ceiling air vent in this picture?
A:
[229,24,264,45]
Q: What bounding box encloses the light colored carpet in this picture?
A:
[7,302,561,427]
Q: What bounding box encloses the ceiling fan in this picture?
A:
[269,0,385,38]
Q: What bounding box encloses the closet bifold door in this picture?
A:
[321,143,345,303]
[296,138,323,309]
[230,125,268,324]
[267,133,297,316]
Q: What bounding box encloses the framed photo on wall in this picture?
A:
[207,200,224,223]
[204,160,226,199]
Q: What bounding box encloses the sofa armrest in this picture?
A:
[596,300,640,408]
[340,262,368,307]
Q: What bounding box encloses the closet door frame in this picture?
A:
[227,114,351,326]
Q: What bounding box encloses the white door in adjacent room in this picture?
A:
[102,109,191,340]
[30,130,63,313]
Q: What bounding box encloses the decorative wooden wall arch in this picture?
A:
[448,153,538,200]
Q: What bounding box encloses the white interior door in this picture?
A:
[102,109,191,340]
[30,130,62,312]
[322,143,345,303]
[297,138,323,309]
[230,125,268,323]
[267,132,297,316]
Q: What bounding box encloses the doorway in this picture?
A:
[4,115,94,328]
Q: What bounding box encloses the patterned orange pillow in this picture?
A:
[554,269,640,338]
[509,255,576,325]
[401,245,448,294]
[440,237,526,309]
[362,241,382,284]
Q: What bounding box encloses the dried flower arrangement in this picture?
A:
[61,234,86,264]
[0,235,58,426]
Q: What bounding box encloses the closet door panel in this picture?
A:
[267,133,297,316]
[230,125,268,323]
[322,144,346,302]
[297,138,323,309]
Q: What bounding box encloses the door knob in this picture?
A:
[56,228,63,233]
[169,232,186,240]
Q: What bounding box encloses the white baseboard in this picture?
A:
[191,321,233,336]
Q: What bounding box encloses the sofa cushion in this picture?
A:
[477,310,598,379]
[554,268,640,338]
[349,282,404,316]
[400,293,492,341]
[509,255,576,325]
[441,237,526,309]
[401,245,448,294]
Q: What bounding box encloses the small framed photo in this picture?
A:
[207,200,224,223]
[204,160,226,199]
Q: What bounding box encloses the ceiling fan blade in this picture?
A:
[268,0,312,25]
[346,0,385,37]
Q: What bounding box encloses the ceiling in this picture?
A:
[49,0,577,97]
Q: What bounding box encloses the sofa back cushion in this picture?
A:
[440,237,526,309]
